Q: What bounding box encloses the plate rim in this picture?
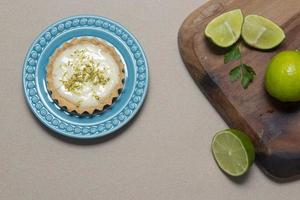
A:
[22,15,149,139]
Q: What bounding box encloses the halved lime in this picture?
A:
[205,9,243,48]
[211,129,255,176]
[242,15,285,49]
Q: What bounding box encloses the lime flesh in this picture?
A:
[242,15,285,49]
[211,129,255,176]
[205,9,243,48]
[265,51,300,102]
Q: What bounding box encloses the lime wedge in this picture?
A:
[211,129,255,176]
[242,15,285,49]
[205,9,243,48]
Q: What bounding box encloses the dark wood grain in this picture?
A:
[178,0,300,179]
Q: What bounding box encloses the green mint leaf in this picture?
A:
[229,66,241,82]
[244,64,256,75]
[241,64,255,89]
[241,75,252,89]
[224,44,241,64]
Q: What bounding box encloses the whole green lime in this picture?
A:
[265,50,300,102]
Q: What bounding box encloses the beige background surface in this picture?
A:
[1,0,300,199]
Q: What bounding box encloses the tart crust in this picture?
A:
[46,37,124,114]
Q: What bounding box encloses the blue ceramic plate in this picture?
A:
[23,15,148,139]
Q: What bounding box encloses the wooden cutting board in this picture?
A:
[178,0,300,179]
